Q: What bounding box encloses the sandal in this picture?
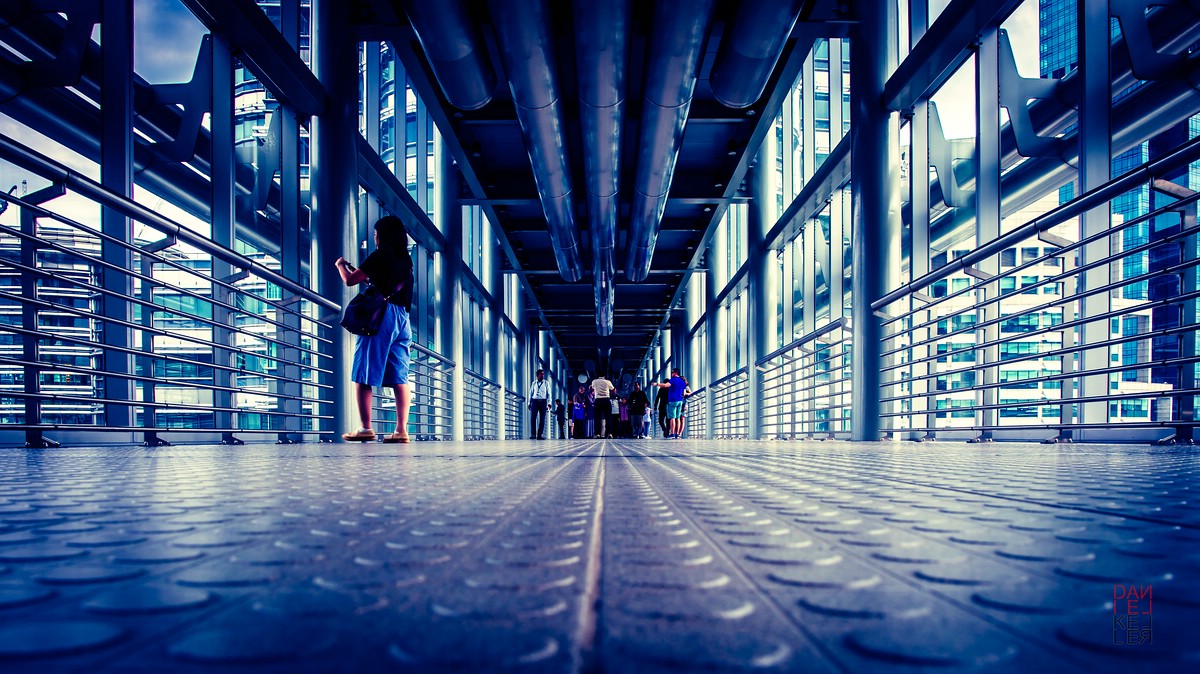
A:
[382,432,410,443]
[341,429,376,442]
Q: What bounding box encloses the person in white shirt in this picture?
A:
[529,369,550,439]
[590,374,616,438]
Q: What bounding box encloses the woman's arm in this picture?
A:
[335,258,368,286]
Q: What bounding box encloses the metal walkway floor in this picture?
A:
[0,440,1196,673]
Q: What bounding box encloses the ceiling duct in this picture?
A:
[709,0,807,108]
[574,0,630,335]
[396,0,496,110]
[595,272,615,337]
[488,0,583,282]
[624,0,716,282]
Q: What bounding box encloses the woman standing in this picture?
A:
[572,385,589,439]
[336,215,414,443]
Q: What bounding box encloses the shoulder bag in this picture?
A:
[340,266,402,337]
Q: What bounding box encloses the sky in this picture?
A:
[133,0,211,85]
[931,0,1042,140]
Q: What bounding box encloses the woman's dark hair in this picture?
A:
[374,215,412,265]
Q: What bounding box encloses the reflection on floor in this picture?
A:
[0,440,1196,672]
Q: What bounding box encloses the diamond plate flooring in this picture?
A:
[0,440,1196,673]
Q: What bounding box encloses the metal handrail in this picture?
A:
[0,206,330,343]
[0,132,339,312]
[0,323,332,393]
[873,133,1200,310]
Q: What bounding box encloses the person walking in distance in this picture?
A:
[572,385,589,439]
[528,368,550,439]
[655,379,670,437]
[336,215,415,443]
[627,381,650,439]
[553,399,566,439]
[590,373,616,438]
[652,368,688,439]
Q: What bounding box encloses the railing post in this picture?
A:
[20,186,64,448]
[100,0,134,435]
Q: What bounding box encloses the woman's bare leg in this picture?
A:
[355,383,373,428]
[394,383,412,437]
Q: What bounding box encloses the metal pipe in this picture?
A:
[487,0,583,282]
[709,0,807,108]
[573,0,630,334]
[625,0,716,282]
[397,0,496,110]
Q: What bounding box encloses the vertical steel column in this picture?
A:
[1077,0,1112,439]
[312,0,358,437]
[277,0,302,443]
[802,52,816,184]
[829,39,844,143]
[849,0,901,441]
[365,43,381,152]
[911,100,933,440]
[910,1,931,441]
[210,34,240,443]
[974,28,1001,441]
[100,0,133,433]
[436,137,464,441]
[802,223,817,436]
[415,101,429,212]
[748,146,776,440]
[705,259,719,439]
[491,269,504,440]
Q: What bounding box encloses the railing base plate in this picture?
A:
[221,434,244,446]
[1042,435,1073,444]
[25,436,60,449]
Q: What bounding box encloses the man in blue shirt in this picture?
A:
[652,368,688,438]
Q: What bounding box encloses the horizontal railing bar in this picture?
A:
[0,322,334,387]
[881,241,1200,358]
[0,388,335,418]
[879,387,1200,417]
[874,132,1200,310]
[0,287,328,374]
[0,217,330,343]
[0,423,335,434]
[463,368,500,388]
[883,312,1200,384]
[0,354,329,401]
[880,351,1200,401]
[757,318,849,367]
[0,132,340,312]
[0,254,331,362]
[710,367,750,390]
[879,192,1199,328]
[880,420,1199,433]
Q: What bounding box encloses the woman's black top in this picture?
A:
[359,249,414,310]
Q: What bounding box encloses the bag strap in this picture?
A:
[357,266,404,302]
